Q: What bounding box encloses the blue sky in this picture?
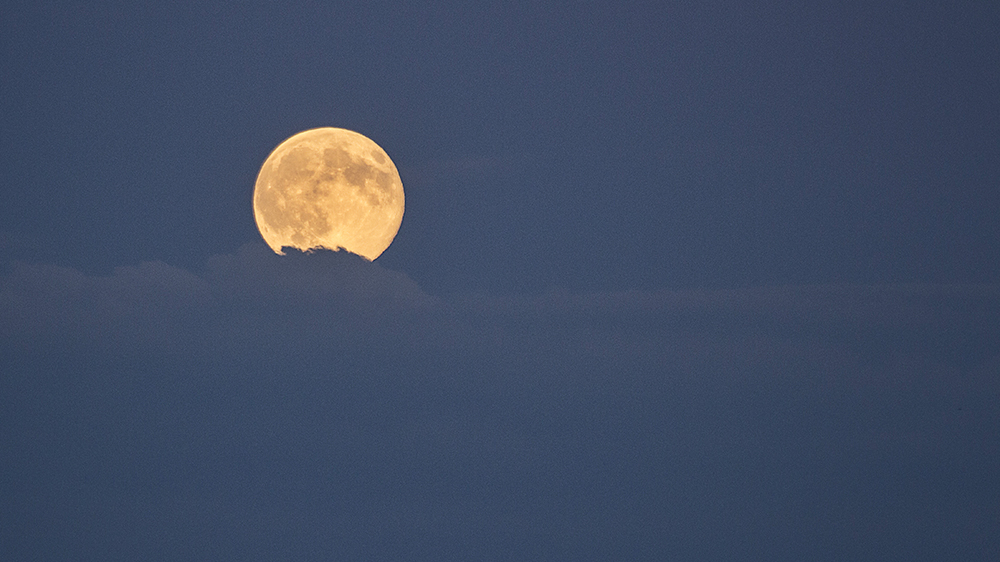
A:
[2,1,999,560]
[3,1,998,292]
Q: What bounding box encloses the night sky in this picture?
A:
[2,1,999,560]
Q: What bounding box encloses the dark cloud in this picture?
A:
[2,249,999,560]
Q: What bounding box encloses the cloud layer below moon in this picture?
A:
[2,248,999,560]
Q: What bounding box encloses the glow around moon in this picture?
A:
[253,128,404,260]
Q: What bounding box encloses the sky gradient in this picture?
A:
[2,1,999,560]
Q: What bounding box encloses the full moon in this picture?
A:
[253,128,404,260]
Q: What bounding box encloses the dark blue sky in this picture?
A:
[2,1,999,560]
[3,1,998,292]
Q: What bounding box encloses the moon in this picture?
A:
[253,128,404,260]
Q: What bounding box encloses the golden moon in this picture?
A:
[253,128,404,260]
